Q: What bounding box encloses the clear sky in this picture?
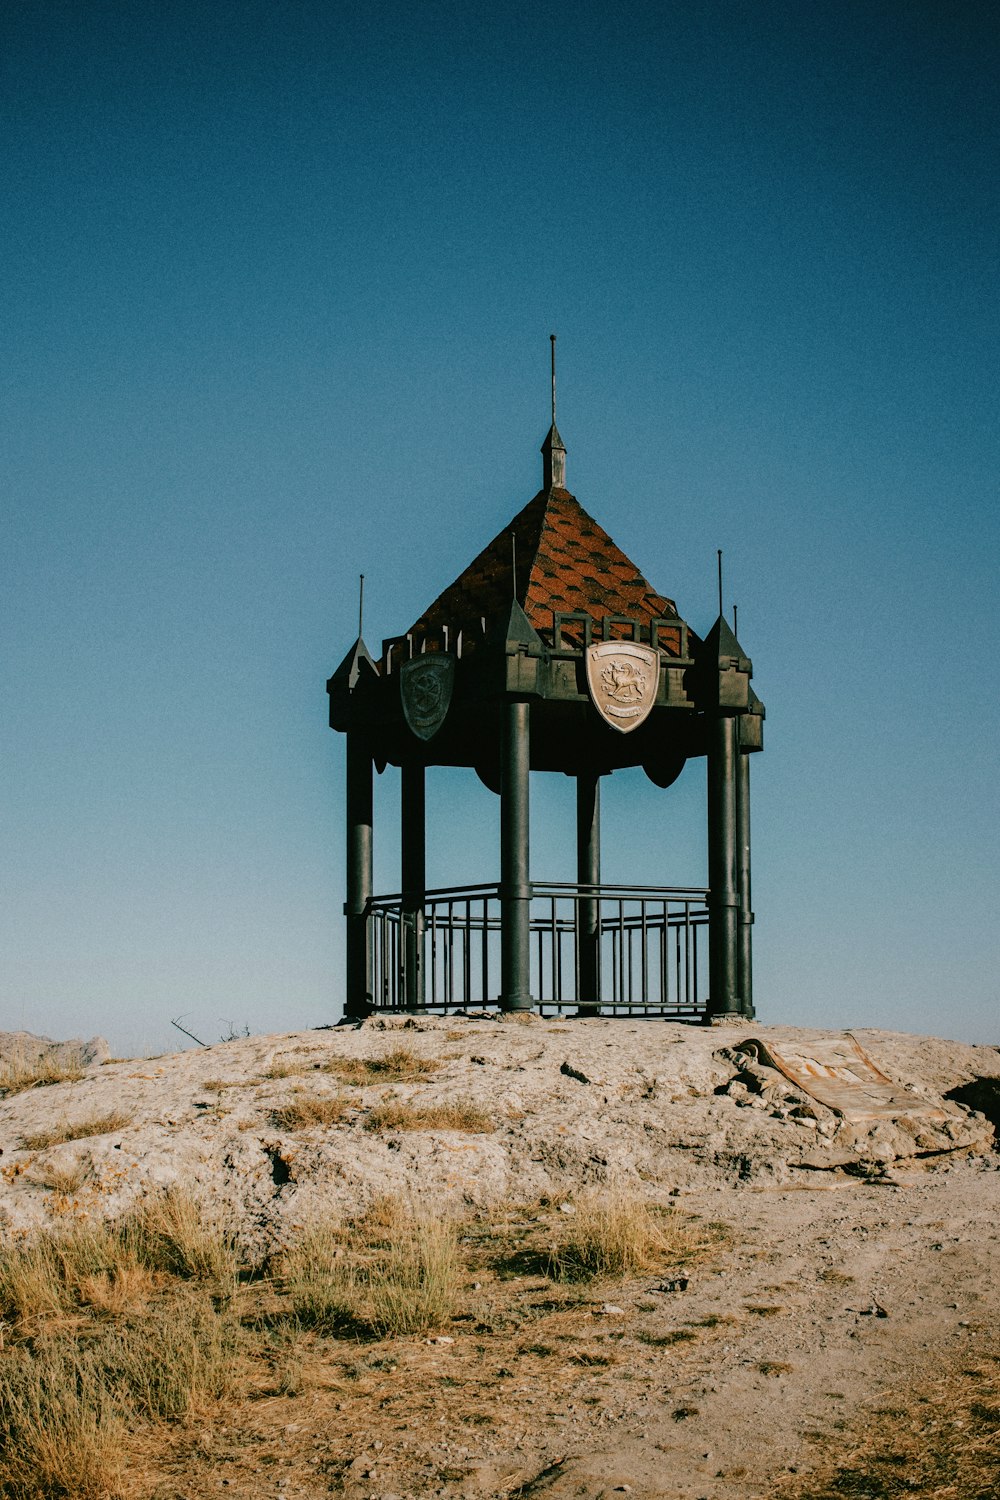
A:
[3,1,997,1055]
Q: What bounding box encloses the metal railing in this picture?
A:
[367,882,708,1017]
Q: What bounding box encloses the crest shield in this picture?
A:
[400,654,455,741]
[585,640,659,734]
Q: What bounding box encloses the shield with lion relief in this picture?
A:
[585,640,659,733]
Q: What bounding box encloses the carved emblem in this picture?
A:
[585,641,659,734]
[400,654,455,740]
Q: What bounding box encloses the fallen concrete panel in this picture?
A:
[736,1034,950,1123]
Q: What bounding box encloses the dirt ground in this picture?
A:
[2,1016,998,1498]
[132,1157,1000,1500]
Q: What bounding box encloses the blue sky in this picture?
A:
[3,1,997,1054]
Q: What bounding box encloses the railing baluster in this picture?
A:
[617,899,625,1013]
[659,901,667,1010]
[446,901,454,1009]
[463,899,472,1007]
[640,899,648,1008]
[550,893,558,1008]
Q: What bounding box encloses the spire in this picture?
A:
[541,333,567,491]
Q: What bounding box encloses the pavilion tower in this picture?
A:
[328,358,764,1020]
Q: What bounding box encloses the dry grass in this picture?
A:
[19,1108,132,1151]
[284,1220,356,1332]
[263,1057,305,1079]
[639,1327,697,1347]
[0,1235,75,1323]
[98,1297,244,1418]
[270,1089,352,1130]
[134,1185,240,1283]
[363,1097,494,1133]
[322,1044,442,1084]
[284,1201,460,1338]
[0,1191,249,1500]
[77,1263,162,1315]
[0,1344,128,1499]
[0,1300,245,1499]
[30,1158,89,1194]
[367,1215,460,1336]
[0,1046,86,1098]
[545,1193,726,1282]
[783,1353,1000,1500]
[0,1189,737,1498]
[0,1188,238,1332]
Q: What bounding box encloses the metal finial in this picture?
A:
[358,573,365,639]
[733,603,738,637]
[717,551,723,618]
[550,333,556,425]
[511,532,518,600]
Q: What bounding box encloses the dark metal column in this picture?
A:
[500,699,532,1011]
[707,714,740,1017]
[401,760,425,1010]
[345,732,374,1018]
[736,747,754,1019]
[576,772,601,1014]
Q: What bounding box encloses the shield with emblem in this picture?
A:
[400,654,455,741]
[585,640,659,734]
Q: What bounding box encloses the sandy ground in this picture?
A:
[1,1016,998,1498]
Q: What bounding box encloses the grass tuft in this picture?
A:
[323,1044,441,1084]
[363,1098,493,1133]
[270,1090,352,1130]
[367,1216,460,1337]
[97,1297,244,1418]
[545,1193,724,1282]
[284,1201,460,1339]
[284,1221,356,1333]
[19,1109,132,1151]
[31,1159,89,1195]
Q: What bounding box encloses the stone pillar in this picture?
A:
[401,760,425,1010]
[500,700,532,1011]
[736,747,754,1019]
[576,772,601,1014]
[345,732,373,1018]
[707,714,740,1017]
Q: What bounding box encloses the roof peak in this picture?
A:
[408,484,683,648]
[541,334,566,491]
[541,421,566,491]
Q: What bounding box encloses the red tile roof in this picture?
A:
[410,488,684,650]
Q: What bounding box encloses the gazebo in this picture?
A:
[328,369,763,1022]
